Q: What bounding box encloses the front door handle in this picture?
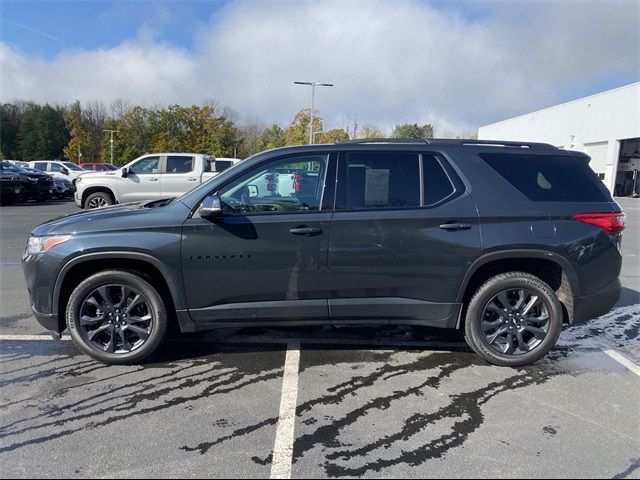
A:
[149,178,159,182]
[187,177,198,181]
[290,226,322,236]
[439,223,471,230]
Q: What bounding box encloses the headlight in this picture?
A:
[26,235,72,255]
[27,176,39,182]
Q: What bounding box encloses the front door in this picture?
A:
[118,155,161,203]
[181,152,336,325]
[328,150,481,325]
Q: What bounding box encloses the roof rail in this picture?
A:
[338,138,429,144]
[337,138,557,149]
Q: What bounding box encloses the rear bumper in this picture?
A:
[571,277,621,325]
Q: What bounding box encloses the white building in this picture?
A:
[478,82,640,196]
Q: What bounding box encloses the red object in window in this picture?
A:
[574,212,626,235]
[293,173,303,193]
[266,174,275,192]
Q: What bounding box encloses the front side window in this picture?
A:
[130,156,160,175]
[166,156,194,174]
[339,152,420,210]
[219,154,328,215]
[50,163,64,173]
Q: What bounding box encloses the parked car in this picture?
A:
[52,177,75,199]
[74,153,240,209]
[0,161,54,201]
[29,160,88,186]
[0,166,23,205]
[80,163,118,171]
[23,139,624,366]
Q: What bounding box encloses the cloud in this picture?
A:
[1,0,638,135]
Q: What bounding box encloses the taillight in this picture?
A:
[574,212,626,234]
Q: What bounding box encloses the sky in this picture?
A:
[0,0,638,136]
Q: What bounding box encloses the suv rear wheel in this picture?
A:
[66,270,168,364]
[464,272,563,367]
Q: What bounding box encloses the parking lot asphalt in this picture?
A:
[0,198,639,478]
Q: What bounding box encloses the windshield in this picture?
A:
[0,162,21,173]
[63,162,84,171]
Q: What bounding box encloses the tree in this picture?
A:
[0,103,23,159]
[317,128,349,144]
[63,101,103,163]
[392,123,435,139]
[358,125,386,139]
[284,109,323,146]
[255,124,285,152]
[17,104,68,161]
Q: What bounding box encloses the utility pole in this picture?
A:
[294,81,333,144]
[103,129,120,165]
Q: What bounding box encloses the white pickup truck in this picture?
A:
[74,153,239,209]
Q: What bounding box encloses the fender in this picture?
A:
[455,249,581,305]
[52,251,187,314]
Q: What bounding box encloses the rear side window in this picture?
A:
[166,156,194,174]
[479,153,610,202]
[423,155,455,205]
[340,152,420,210]
[33,162,48,171]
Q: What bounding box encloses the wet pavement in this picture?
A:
[0,198,639,478]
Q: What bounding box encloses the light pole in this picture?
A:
[294,81,333,144]
[103,129,120,165]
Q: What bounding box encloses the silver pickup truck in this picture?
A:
[74,153,239,209]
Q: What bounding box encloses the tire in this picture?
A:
[84,191,114,209]
[66,270,168,364]
[464,272,563,367]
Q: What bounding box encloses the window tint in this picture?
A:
[479,153,610,202]
[219,155,328,215]
[130,156,160,175]
[50,163,64,172]
[33,162,48,171]
[215,160,233,172]
[166,156,194,174]
[341,152,420,210]
[423,155,455,205]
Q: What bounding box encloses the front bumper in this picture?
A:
[571,277,622,324]
[23,250,66,334]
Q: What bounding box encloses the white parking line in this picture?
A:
[270,341,301,479]
[603,349,640,377]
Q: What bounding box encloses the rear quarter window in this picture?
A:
[479,153,611,202]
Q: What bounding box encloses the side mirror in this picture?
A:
[61,168,69,175]
[199,194,223,219]
[121,167,129,178]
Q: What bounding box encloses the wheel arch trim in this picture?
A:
[53,251,186,315]
[456,249,581,305]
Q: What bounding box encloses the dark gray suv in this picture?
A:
[22,139,626,366]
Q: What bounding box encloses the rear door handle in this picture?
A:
[187,177,198,181]
[149,178,159,182]
[290,227,322,236]
[439,223,471,230]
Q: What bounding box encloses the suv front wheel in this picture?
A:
[66,270,168,364]
[464,272,563,367]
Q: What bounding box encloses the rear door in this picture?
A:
[328,150,481,325]
[160,155,199,198]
